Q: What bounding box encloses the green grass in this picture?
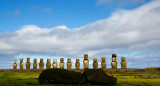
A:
[0,72,160,86]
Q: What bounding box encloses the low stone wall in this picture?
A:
[0,69,146,74]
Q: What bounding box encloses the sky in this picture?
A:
[0,0,160,69]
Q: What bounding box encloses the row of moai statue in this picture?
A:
[13,54,127,69]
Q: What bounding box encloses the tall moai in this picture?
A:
[59,58,65,69]
[53,59,58,68]
[75,59,80,69]
[101,57,106,69]
[111,54,117,69]
[67,58,72,69]
[39,59,44,69]
[93,58,98,69]
[20,59,23,69]
[121,57,127,69]
[13,60,17,69]
[26,58,31,69]
[33,59,37,69]
[83,54,89,69]
[46,59,51,69]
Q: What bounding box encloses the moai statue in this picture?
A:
[121,57,127,69]
[46,59,51,69]
[93,58,98,69]
[26,58,31,69]
[75,59,80,69]
[83,54,89,69]
[13,60,17,69]
[39,59,44,69]
[67,58,72,69]
[20,59,23,69]
[33,59,37,69]
[59,58,65,69]
[101,57,106,69]
[111,54,117,69]
[53,59,58,68]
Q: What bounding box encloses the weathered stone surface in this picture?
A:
[53,59,58,68]
[13,60,17,69]
[46,59,51,69]
[33,59,37,69]
[67,58,72,69]
[20,59,23,69]
[26,58,31,69]
[38,68,86,84]
[121,57,127,69]
[83,69,117,85]
[101,57,106,69]
[39,59,44,69]
[93,58,98,69]
[59,58,65,69]
[75,59,80,69]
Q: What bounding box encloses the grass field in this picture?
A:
[0,69,160,86]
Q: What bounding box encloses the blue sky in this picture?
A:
[0,0,151,32]
[1,0,160,69]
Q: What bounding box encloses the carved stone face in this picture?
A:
[60,58,64,63]
[14,60,16,64]
[34,59,37,63]
[102,57,105,62]
[20,59,23,63]
[76,59,79,63]
[112,57,116,62]
[53,59,57,63]
[93,58,97,62]
[40,59,43,63]
[67,58,71,63]
[27,58,30,62]
[121,57,126,61]
[47,59,51,63]
[84,54,88,60]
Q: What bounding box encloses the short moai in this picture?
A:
[59,58,65,69]
[67,58,72,69]
[39,59,44,69]
[46,59,51,69]
[101,57,106,69]
[26,58,31,69]
[121,57,127,69]
[13,60,17,69]
[75,59,80,69]
[53,59,58,68]
[20,59,23,69]
[83,54,89,69]
[33,59,37,69]
[111,54,117,69]
[93,58,98,69]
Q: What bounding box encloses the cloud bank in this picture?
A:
[0,0,160,68]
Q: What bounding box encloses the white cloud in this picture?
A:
[0,0,160,68]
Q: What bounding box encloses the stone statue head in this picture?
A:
[67,58,71,63]
[84,54,88,60]
[76,59,79,63]
[121,57,126,61]
[53,59,57,63]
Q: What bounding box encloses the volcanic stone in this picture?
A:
[83,69,117,85]
[38,68,86,84]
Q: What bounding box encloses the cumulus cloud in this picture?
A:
[0,0,160,68]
